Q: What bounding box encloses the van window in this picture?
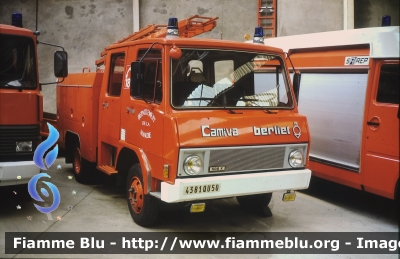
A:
[108,53,125,96]
[376,64,399,104]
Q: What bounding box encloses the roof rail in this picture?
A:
[96,15,218,66]
[117,15,218,43]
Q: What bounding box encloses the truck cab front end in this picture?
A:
[157,41,311,203]
[0,24,41,186]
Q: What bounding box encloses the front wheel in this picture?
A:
[126,164,160,227]
[236,193,273,217]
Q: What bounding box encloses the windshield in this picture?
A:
[171,49,293,109]
[0,34,37,89]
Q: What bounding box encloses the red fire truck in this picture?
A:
[44,16,311,226]
[0,13,67,190]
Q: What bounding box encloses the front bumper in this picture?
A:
[0,161,39,186]
[161,169,311,203]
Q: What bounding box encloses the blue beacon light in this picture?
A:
[167,17,179,38]
[381,15,391,27]
[253,26,264,44]
[12,12,23,28]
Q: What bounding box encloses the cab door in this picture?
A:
[363,61,399,199]
[98,50,127,167]
[121,47,165,178]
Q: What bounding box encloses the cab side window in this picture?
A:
[376,64,399,104]
[108,53,125,96]
[131,49,162,104]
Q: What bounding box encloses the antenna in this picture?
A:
[35,0,38,32]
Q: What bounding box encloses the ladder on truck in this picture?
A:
[96,15,218,66]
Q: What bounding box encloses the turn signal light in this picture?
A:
[190,203,206,213]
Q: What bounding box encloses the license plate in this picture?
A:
[184,184,221,195]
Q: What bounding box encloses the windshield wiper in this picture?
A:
[211,99,243,114]
[187,97,216,101]
[264,109,277,114]
[238,98,278,114]
[185,97,242,114]
[226,109,242,114]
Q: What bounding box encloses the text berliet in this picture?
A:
[253,126,290,136]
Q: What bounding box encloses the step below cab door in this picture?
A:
[363,61,399,199]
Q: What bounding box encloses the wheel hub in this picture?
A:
[129,176,144,214]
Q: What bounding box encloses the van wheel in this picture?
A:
[126,164,160,227]
[72,144,91,184]
[236,193,273,217]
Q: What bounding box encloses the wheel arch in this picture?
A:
[116,147,139,184]
[65,131,80,164]
[116,146,153,194]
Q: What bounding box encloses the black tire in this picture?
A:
[126,164,160,227]
[236,193,273,217]
[72,144,92,184]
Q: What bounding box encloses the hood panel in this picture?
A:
[0,91,39,125]
[174,110,309,147]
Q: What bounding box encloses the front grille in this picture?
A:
[0,125,39,162]
[209,146,286,173]
[178,144,308,178]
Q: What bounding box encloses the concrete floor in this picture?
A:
[0,158,398,259]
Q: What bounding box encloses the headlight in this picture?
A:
[183,155,203,175]
[288,149,303,168]
[16,141,33,152]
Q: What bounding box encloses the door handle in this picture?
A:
[367,121,380,126]
[102,102,108,108]
[126,107,135,114]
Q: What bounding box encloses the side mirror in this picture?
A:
[54,51,68,78]
[293,72,301,103]
[130,61,145,96]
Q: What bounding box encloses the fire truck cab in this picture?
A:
[50,16,311,226]
[0,13,67,188]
